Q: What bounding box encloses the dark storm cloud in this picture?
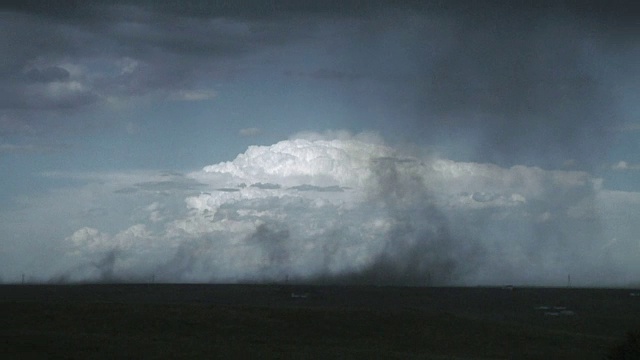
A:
[285,69,363,81]
[418,16,613,167]
[334,1,638,169]
[3,1,636,56]
[0,0,318,117]
[49,249,125,284]
[154,240,209,282]
[11,1,634,26]
[247,223,290,267]
[0,0,636,166]
[307,155,485,286]
[2,2,635,110]
[24,66,70,83]
[150,222,291,283]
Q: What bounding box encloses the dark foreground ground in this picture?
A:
[1,284,639,359]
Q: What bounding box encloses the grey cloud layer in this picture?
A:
[0,3,299,124]
[1,1,636,167]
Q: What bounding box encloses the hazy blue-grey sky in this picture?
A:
[0,1,638,286]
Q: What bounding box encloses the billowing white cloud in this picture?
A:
[201,133,392,188]
[67,227,111,254]
[34,132,637,286]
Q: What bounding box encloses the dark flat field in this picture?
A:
[1,284,639,359]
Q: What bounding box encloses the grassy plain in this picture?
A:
[0,284,639,359]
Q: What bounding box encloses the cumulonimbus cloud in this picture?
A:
[54,132,639,286]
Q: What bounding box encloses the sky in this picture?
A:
[0,0,639,286]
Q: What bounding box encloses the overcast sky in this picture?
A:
[0,1,638,286]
